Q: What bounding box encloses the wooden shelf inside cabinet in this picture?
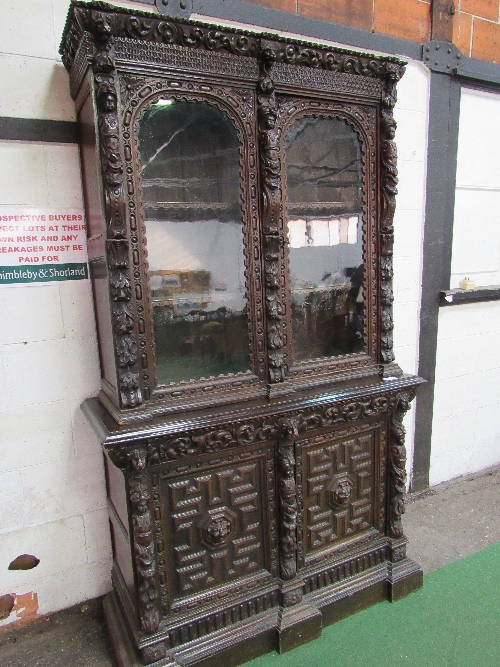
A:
[59,3,423,666]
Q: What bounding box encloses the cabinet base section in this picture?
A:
[104,559,423,667]
[387,557,423,602]
[277,602,322,654]
[104,591,277,667]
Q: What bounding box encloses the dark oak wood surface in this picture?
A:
[61,3,423,665]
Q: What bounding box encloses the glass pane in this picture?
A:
[138,100,250,384]
[286,116,364,362]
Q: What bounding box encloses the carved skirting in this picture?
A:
[303,543,387,595]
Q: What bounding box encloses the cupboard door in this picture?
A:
[157,443,278,613]
[296,420,385,568]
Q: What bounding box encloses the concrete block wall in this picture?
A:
[0,0,111,626]
[392,62,429,484]
[431,303,500,485]
[430,85,500,485]
[0,0,429,624]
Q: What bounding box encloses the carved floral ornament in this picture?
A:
[106,387,415,471]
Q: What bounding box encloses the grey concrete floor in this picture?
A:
[1,464,499,667]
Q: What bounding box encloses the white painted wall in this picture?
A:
[451,88,500,289]
[393,61,429,486]
[0,0,111,625]
[430,87,500,486]
[0,1,429,623]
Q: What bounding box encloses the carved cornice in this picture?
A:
[60,2,405,85]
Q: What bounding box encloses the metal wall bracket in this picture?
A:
[155,0,192,19]
[422,40,461,74]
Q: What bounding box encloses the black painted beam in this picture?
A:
[411,73,461,492]
[0,117,78,143]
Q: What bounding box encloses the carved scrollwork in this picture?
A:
[388,391,414,538]
[118,14,259,56]
[129,472,159,634]
[136,391,402,466]
[271,40,405,87]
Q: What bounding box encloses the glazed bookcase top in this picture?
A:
[60,0,407,422]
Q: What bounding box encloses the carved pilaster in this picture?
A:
[91,10,142,409]
[277,418,300,581]
[127,447,160,635]
[379,62,405,367]
[388,391,414,539]
[258,42,287,385]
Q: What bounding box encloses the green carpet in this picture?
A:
[245,542,500,667]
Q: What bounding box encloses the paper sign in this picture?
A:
[0,209,88,285]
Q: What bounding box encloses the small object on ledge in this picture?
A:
[459,277,475,291]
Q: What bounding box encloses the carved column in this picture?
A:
[257,41,287,387]
[91,10,142,409]
[276,417,322,652]
[386,390,423,599]
[388,391,414,540]
[277,418,299,582]
[379,62,405,370]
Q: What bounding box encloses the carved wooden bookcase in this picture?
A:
[61,3,423,666]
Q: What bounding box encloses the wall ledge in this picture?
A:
[440,285,500,306]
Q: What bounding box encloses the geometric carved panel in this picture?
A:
[162,460,267,601]
[299,429,376,558]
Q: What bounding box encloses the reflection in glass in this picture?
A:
[138,100,250,384]
[286,116,364,362]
